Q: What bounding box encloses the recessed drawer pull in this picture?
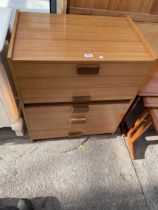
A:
[70,117,86,125]
[77,65,100,75]
[68,131,82,137]
[72,105,89,113]
[73,96,91,103]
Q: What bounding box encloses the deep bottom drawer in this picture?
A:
[25,101,130,140]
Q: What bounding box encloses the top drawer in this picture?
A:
[12,62,152,103]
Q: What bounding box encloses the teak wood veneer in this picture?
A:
[8,11,157,141]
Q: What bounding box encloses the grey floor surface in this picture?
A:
[0,128,158,210]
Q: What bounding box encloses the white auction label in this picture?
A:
[84,54,94,58]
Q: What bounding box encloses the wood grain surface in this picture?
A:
[25,102,130,140]
[137,22,158,55]
[148,108,158,132]
[13,62,152,103]
[8,12,157,140]
[143,97,158,107]
[69,0,158,22]
[70,0,158,15]
[70,0,154,13]
[10,12,156,62]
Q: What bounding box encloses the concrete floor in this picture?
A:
[0,129,158,210]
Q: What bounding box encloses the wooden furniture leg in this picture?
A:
[0,62,24,136]
[120,96,141,134]
[126,110,152,160]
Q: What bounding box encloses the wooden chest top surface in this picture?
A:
[9,12,156,62]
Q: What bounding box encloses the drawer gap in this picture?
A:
[24,99,131,108]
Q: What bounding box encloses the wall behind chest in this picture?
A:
[69,0,158,20]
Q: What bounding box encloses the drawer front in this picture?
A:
[13,62,152,104]
[25,101,130,140]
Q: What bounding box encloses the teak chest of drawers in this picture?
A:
[8,11,157,141]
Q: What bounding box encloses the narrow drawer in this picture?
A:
[25,101,130,140]
[13,62,152,103]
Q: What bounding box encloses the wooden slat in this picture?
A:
[69,7,158,23]
[8,10,20,59]
[70,0,155,13]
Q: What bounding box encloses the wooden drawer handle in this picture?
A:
[70,117,86,125]
[73,96,91,103]
[72,105,89,113]
[68,131,82,137]
[77,65,100,75]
